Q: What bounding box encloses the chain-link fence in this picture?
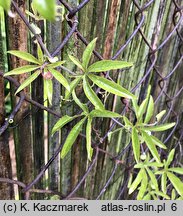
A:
[0,0,183,200]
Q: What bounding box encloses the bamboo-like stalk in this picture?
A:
[58,0,79,196]
[75,0,97,198]
[6,0,33,199]
[30,8,45,198]
[0,8,14,199]
[46,0,63,192]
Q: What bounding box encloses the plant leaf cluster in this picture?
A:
[52,38,134,160]
[4,31,182,200]
[125,87,182,200]
[4,43,69,105]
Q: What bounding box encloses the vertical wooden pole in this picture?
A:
[31,19,45,198]
[47,0,62,191]
[59,0,79,196]
[0,78,14,199]
[0,8,14,199]
[6,0,33,198]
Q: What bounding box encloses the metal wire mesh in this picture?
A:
[0,0,183,199]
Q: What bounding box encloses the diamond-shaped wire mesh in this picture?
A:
[0,0,183,199]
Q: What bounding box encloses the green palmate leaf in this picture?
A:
[0,0,11,12]
[7,50,41,65]
[143,122,176,132]
[4,65,40,76]
[146,167,158,191]
[90,109,122,118]
[88,60,133,72]
[47,61,65,68]
[144,96,154,123]
[132,127,140,163]
[150,135,167,149]
[15,71,40,95]
[142,131,161,163]
[49,68,70,91]
[165,149,175,168]
[137,98,148,121]
[152,191,170,200]
[167,172,183,197]
[168,167,183,175]
[72,90,89,113]
[65,77,82,99]
[68,55,84,71]
[83,76,104,110]
[37,42,44,63]
[137,169,148,200]
[32,0,56,21]
[82,38,97,70]
[61,118,86,159]
[52,115,78,135]
[128,168,144,194]
[88,74,135,99]
[156,110,166,122]
[161,173,167,194]
[86,116,93,161]
[44,79,53,105]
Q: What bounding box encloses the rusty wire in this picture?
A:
[0,0,183,200]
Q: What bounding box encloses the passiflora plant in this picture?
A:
[1,0,182,200]
[52,38,135,160]
[4,43,69,105]
[4,37,183,200]
[5,38,135,161]
[125,88,183,200]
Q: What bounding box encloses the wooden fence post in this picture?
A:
[0,8,14,199]
[6,0,33,198]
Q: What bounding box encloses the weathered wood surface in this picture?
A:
[0,0,182,199]
[6,0,33,198]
